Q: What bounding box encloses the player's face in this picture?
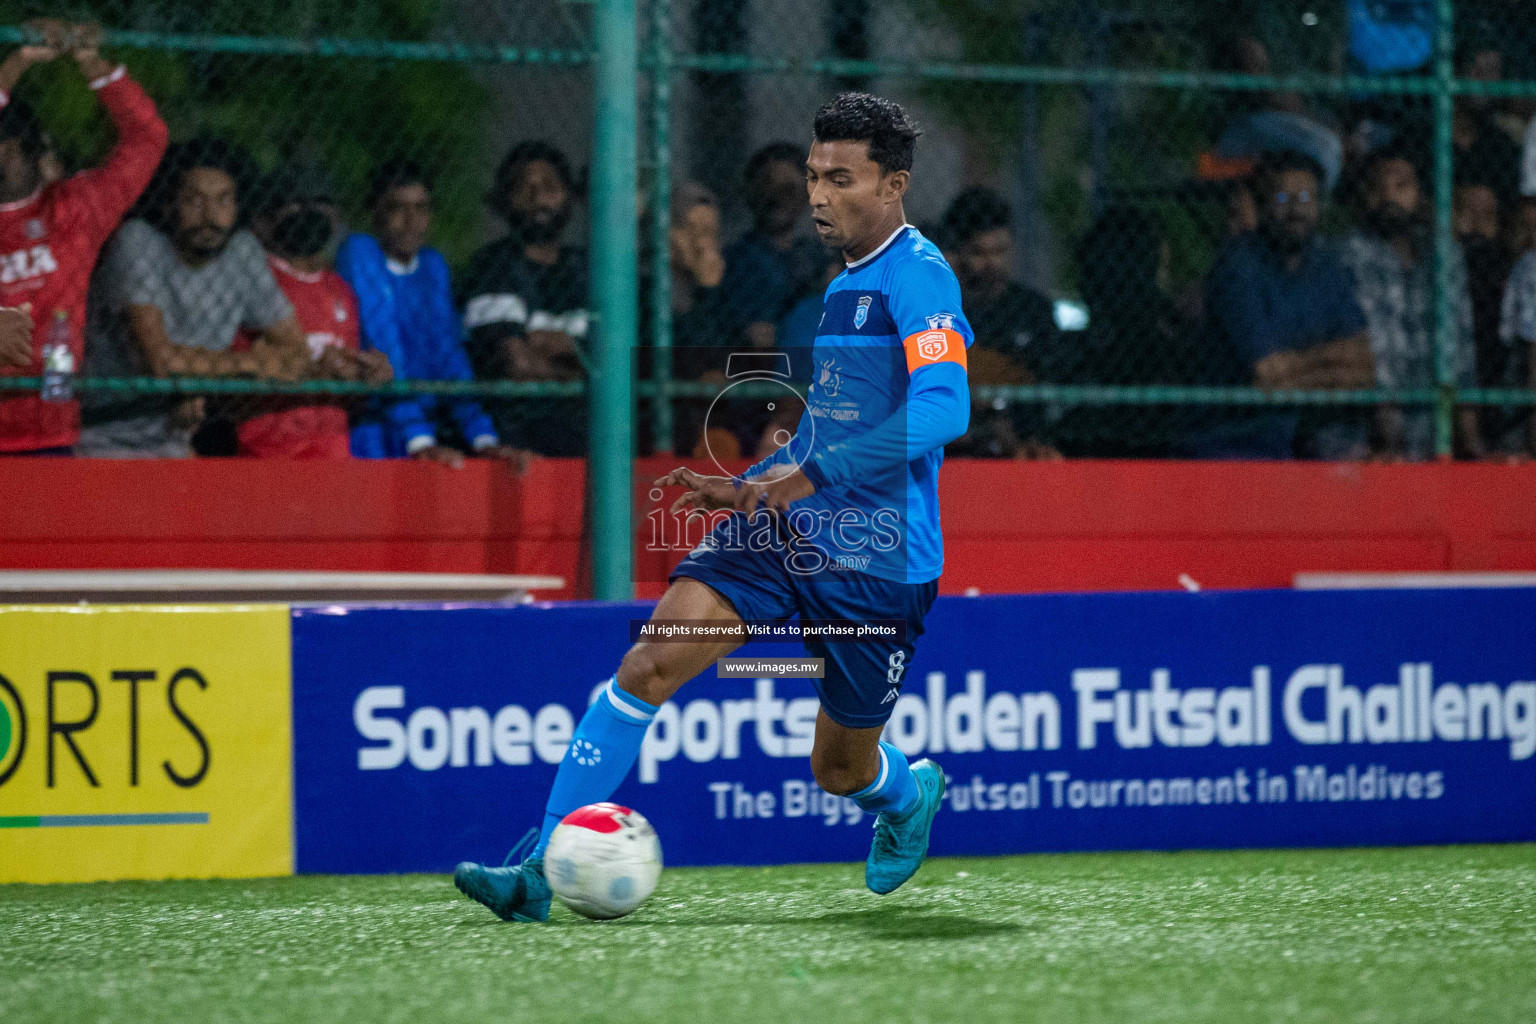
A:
[173,167,239,260]
[376,183,433,262]
[805,140,906,254]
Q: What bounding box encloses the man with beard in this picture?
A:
[1339,146,1479,460]
[1201,150,1374,459]
[339,160,526,467]
[0,18,166,455]
[235,163,392,458]
[80,138,312,457]
[459,141,588,457]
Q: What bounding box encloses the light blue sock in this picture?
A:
[534,677,658,857]
[847,741,920,818]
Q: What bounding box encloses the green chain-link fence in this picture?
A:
[3,4,1536,477]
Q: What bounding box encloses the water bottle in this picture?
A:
[40,310,74,403]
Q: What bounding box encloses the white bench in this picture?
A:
[0,569,566,604]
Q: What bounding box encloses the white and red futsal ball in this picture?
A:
[544,803,663,920]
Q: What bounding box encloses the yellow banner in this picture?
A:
[0,605,292,883]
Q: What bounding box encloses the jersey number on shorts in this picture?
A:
[887,651,906,686]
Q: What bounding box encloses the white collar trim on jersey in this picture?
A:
[0,190,40,214]
[845,223,913,269]
[386,254,419,276]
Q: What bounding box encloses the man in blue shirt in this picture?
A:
[337,161,526,467]
[1198,150,1374,458]
[455,94,966,923]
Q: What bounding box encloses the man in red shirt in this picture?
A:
[0,19,168,453]
[236,164,391,457]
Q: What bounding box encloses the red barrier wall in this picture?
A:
[3,457,1536,599]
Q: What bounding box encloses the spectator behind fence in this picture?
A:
[338,160,525,468]
[0,19,167,455]
[1198,150,1373,459]
[938,186,1059,459]
[80,138,313,458]
[1340,147,1479,460]
[460,141,588,457]
[1455,173,1524,455]
[236,163,391,458]
[643,181,736,457]
[1499,208,1536,458]
[1212,34,1342,194]
[1070,206,1211,458]
[718,141,828,349]
[1451,41,1521,207]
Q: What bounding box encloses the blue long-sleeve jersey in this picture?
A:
[746,225,972,583]
[335,233,498,457]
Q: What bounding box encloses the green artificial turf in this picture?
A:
[2,845,1533,1024]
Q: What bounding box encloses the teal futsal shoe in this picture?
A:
[453,829,551,923]
[865,759,946,895]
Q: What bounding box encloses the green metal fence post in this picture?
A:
[590,0,638,600]
[1431,0,1456,458]
[650,0,675,454]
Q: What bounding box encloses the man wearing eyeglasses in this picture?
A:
[1199,149,1375,459]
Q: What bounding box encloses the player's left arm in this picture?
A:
[796,258,971,491]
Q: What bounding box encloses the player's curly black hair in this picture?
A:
[134,137,259,233]
[812,92,921,175]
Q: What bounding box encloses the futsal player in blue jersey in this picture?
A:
[454,93,972,922]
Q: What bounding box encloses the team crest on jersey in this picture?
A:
[854,295,872,329]
[23,219,45,240]
[926,313,955,331]
[916,331,948,361]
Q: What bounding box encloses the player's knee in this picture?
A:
[615,646,680,707]
[810,748,875,796]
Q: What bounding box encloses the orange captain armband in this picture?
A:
[902,328,968,375]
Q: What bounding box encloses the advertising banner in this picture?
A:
[291,590,1536,873]
[0,605,293,883]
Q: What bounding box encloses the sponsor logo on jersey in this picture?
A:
[854,295,872,329]
[926,313,955,331]
[916,331,949,361]
[0,245,57,286]
[817,357,842,397]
